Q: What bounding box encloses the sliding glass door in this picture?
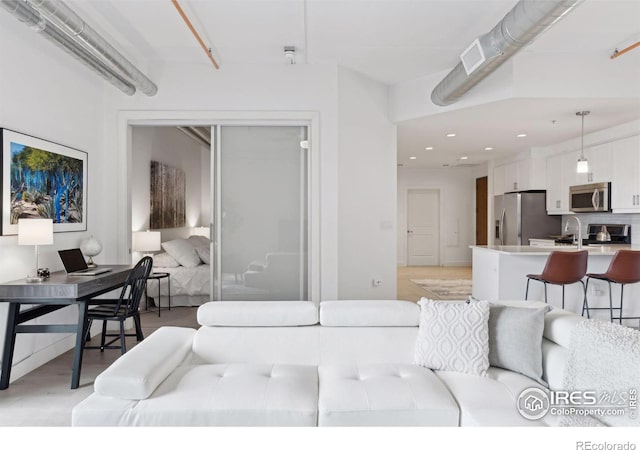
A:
[213,125,309,301]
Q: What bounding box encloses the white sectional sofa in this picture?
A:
[71,299,632,427]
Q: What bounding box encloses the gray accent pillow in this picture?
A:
[488,303,549,386]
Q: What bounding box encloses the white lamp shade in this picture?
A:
[133,231,161,252]
[576,158,589,174]
[80,235,103,257]
[18,219,54,246]
[192,227,210,238]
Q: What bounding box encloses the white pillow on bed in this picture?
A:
[161,239,201,268]
[194,246,210,264]
[152,252,180,268]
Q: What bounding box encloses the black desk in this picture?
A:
[0,265,131,389]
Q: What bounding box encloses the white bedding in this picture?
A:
[152,264,211,297]
[149,263,270,306]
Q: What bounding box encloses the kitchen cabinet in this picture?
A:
[493,158,542,194]
[546,151,582,215]
[575,143,611,185]
[546,153,564,214]
[611,135,640,212]
[493,164,506,196]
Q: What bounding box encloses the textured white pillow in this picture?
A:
[414,298,490,376]
[194,245,210,264]
[161,238,201,268]
[152,252,180,268]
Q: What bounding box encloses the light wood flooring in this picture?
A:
[397,265,472,302]
[0,266,471,427]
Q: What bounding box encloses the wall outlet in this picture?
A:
[372,279,382,287]
[591,285,605,296]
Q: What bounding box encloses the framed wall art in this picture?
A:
[1,128,87,235]
[150,160,185,229]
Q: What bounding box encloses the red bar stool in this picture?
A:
[525,250,588,309]
[583,250,640,324]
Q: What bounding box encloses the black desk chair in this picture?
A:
[84,256,153,354]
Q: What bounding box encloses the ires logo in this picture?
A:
[517,387,636,421]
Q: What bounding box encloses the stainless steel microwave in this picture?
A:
[569,182,611,213]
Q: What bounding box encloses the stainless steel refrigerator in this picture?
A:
[494,191,561,245]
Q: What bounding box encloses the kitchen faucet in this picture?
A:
[564,216,583,250]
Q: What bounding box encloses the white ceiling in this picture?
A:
[67,0,640,167]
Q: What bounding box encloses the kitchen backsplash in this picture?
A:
[561,213,640,244]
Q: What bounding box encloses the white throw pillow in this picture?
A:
[414,298,490,376]
[194,245,210,265]
[151,252,180,268]
[188,235,210,248]
[161,238,201,268]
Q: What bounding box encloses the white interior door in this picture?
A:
[407,189,440,266]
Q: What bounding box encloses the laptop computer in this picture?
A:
[58,248,112,276]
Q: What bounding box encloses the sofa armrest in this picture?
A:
[94,326,196,400]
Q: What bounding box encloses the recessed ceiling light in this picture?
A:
[484,147,493,151]
[517,134,527,138]
[446,133,456,137]
[460,156,468,160]
[409,156,417,160]
[425,146,434,150]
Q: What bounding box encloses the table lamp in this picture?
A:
[132,230,161,257]
[18,218,54,283]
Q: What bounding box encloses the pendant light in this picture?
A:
[576,111,590,174]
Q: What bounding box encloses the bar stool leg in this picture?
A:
[582,279,590,318]
[607,281,614,323]
[525,279,530,300]
[619,284,625,325]
[543,283,548,303]
[561,284,565,309]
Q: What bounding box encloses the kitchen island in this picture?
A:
[471,244,640,325]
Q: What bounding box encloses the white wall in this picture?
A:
[131,126,207,242]
[397,166,476,266]
[0,12,110,381]
[337,67,397,299]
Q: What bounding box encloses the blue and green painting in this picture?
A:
[10,142,83,224]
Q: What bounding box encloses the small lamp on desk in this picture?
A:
[18,218,54,283]
[132,230,161,258]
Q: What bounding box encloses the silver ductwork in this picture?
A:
[431,0,582,106]
[0,0,157,96]
[29,0,157,96]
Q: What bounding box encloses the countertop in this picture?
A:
[470,244,640,256]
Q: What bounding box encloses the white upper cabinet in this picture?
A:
[493,164,506,196]
[546,153,564,214]
[493,157,544,195]
[573,143,612,185]
[611,135,640,212]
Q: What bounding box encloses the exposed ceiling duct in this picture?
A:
[431,0,583,107]
[178,126,212,148]
[0,0,157,96]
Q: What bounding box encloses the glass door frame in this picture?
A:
[121,111,320,304]
[212,123,310,302]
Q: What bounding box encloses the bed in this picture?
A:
[148,235,268,306]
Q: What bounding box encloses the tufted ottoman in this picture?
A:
[317,364,460,426]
